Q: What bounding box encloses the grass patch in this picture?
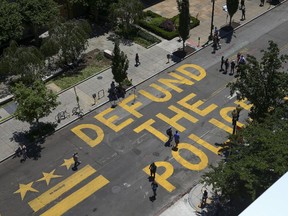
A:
[48,50,111,90]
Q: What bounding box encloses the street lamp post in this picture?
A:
[209,0,216,41]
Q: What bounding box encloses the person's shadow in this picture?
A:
[149,195,156,202]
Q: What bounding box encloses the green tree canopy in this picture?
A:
[0,41,45,82]
[16,0,59,42]
[0,0,23,46]
[111,40,129,85]
[41,19,91,67]
[63,0,88,19]
[227,41,288,121]
[12,80,60,124]
[177,0,190,51]
[110,0,143,34]
[226,0,239,26]
[202,105,288,215]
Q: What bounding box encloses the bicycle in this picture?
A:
[55,110,70,122]
[72,106,84,116]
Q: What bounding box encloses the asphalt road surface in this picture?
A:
[0,3,288,216]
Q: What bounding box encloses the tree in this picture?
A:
[0,0,23,46]
[202,105,288,215]
[87,0,114,21]
[16,0,59,43]
[12,80,60,124]
[226,0,239,26]
[111,40,129,86]
[41,19,91,67]
[0,41,45,82]
[110,0,143,34]
[177,0,190,51]
[63,0,88,19]
[227,41,288,121]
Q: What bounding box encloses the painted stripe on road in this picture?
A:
[40,175,109,216]
[28,165,96,212]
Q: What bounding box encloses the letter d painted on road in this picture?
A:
[71,124,104,148]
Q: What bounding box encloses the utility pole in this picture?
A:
[209,0,216,41]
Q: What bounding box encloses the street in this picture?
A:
[0,3,288,216]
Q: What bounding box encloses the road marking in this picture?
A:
[29,165,96,212]
[134,119,167,142]
[143,161,175,192]
[220,107,244,127]
[189,134,221,155]
[40,175,109,216]
[172,143,208,171]
[94,108,134,132]
[71,124,104,147]
[139,83,172,102]
[209,118,233,134]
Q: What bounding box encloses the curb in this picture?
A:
[0,0,286,164]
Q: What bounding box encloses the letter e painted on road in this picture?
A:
[118,94,143,118]
[71,124,104,147]
[95,108,134,132]
[143,161,176,192]
[178,93,218,116]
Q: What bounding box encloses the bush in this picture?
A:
[159,19,176,32]
[138,10,200,40]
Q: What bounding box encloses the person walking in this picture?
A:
[240,0,245,8]
[135,53,140,66]
[173,131,180,148]
[22,144,27,162]
[73,152,81,169]
[151,180,158,198]
[224,58,229,74]
[149,162,157,178]
[260,0,264,7]
[220,56,225,71]
[166,126,173,142]
[241,5,246,21]
[230,60,236,75]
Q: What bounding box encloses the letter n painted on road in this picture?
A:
[143,161,176,192]
[71,124,104,147]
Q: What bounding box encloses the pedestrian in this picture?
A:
[73,152,81,169]
[216,34,221,49]
[239,55,246,65]
[220,56,225,71]
[240,0,245,8]
[135,53,140,66]
[201,190,208,207]
[260,0,264,7]
[241,5,246,20]
[237,53,241,65]
[166,126,173,142]
[214,27,219,36]
[230,60,236,75]
[236,104,243,121]
[174,131,180,148]
[167,54,171,63]
[151,180,158,197]
[22,144,27,162]
[224,58,229,74]
[149,162,157,178]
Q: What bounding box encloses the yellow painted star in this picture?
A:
[14,182,39,200]
[60,158,74,170]
[36,169,62,185]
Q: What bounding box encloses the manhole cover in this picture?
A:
[112,186,121,193]
[97,76,103,79]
